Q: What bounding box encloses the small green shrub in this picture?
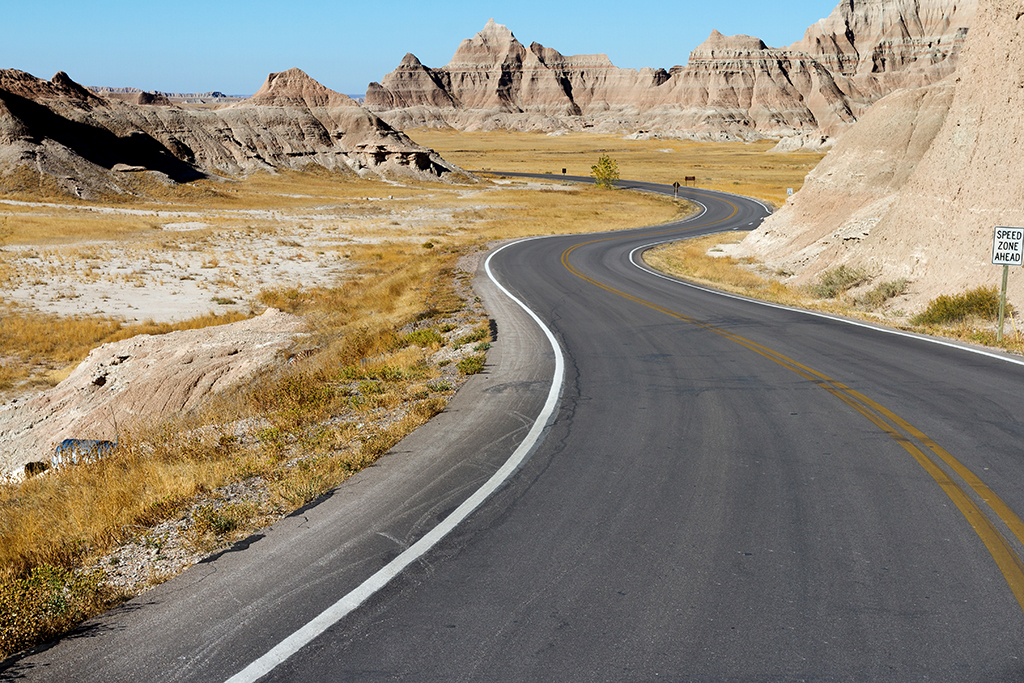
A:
[591,154,620,190]
[809,265,868,299]
[0,565,112,658]
[360,432,396,458]
[457,354,486,376]
[401,328,444,347]
[858,278,909,309]
[413,397,447,420]
[358,380,383,395]
[911,286,1010,326]
[454,326,490,348]
[187,503,261,553]
[191,503,258,538]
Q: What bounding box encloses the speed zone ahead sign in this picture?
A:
[992,226,1024,266]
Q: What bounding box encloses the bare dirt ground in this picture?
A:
[2,179,587,471]
[0,187,502,324]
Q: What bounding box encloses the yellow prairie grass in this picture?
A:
[644,234,1024,354]
[643,234,798,304]
[0,431,229,577]
[0,240,458,579]
[0,306,252,371]
[0,248,462,657]
[467,186,691,241]
[0,212,162,246]
[409,129,824,208]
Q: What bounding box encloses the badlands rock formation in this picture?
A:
[0,68,466,199]
[737,0,1023,313]
[94,90,175,106]
[0,309,307,478]
[90,86,241,105]
[793,0,974,96]
[366,0,975,141]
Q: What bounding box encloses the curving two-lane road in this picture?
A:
[6,179,1024,681]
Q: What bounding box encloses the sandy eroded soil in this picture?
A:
[0,186,505,323]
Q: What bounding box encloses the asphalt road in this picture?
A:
[6,178,1024,681]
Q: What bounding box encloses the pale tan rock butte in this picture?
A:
[0,309,306,478]
[366,0,975,142]
[738,0,1024,314]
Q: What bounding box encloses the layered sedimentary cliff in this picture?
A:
[366,0,975,142]
[793,0,974,96]
[0,67,467,199]
[737,0,1023,313]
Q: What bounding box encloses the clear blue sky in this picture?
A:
[1,0,837,96]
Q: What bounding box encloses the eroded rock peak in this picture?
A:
[365,0,976,142]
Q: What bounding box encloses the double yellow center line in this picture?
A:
[560,220,1024,612]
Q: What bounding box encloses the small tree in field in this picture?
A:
[591,154,619,189]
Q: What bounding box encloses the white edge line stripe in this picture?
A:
[224,239,566,683]
[627,237,1024,368]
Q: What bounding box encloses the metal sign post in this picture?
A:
[998,264,1010,342]
[991,226,1024,342]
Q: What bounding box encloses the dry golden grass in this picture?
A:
[0,242,466,657]
[0,212,165,246]
[0,262,453,571]
[0,306,252,388]
[644,234,802,305]
[0,365,27,392]
[645,234,1024,355]
[0,433,231,575]
[451,185,690,242]
[410,129,824,208]
[0,167,80,202]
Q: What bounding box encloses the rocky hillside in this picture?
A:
[366,0,975,143]
[0,68,467,199]
[0,309,307,477]
[793,0,974,95]
[737,0,1022,314]
[89,86,241,105]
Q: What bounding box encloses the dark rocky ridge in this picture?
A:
[0,68,468,199]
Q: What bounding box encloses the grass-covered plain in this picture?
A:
[410,129,825,208]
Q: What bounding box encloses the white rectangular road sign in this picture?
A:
[992,226,1024,266]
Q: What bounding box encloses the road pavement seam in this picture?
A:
[222,239,566,683]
